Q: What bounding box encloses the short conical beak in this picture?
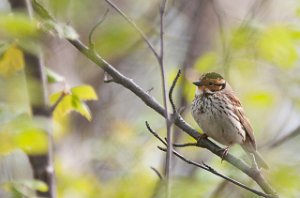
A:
[193,81,202,86]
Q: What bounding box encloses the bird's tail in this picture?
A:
[241,144,269,169]
[253,150,269,169]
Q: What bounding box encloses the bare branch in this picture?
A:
[146,121,167,146]
[173,142,197,147]
[65,37,276,196]
[157,146,275,198]
[150,167,163,180]
[105,0,159,61]
[168,69,181,114]
[156,1,173,191]
[104,1,172,183]
[66,38,276,196]
[148,122,276,198]
[32,3,277,196]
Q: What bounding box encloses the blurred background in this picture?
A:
[1,0,300,197]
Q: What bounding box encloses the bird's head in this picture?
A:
[193,72,226,95]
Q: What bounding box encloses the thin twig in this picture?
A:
[150,167,163,180]
[146,87,154,94]
[168,69,181,114]
[105,0,159,61]
[157,1,172,192]
[173,142,197,147]
[157,146,274,198]
[105,0,172,185]
[158,146,274,198]
[146,121,167,146]
[49,91,67,113]
[88,9,109,48]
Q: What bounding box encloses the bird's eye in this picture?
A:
[208,82,213,86]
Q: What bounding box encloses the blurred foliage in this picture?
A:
[269,164,300,197]
[93,21,138,59]
[0,14,39,38]
[1,0,300,198]
[258,25,298,68]
[3,179,48,197]
[0,44,24,77]
[0,115,49,155]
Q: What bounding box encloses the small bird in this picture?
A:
[191,72,268,169]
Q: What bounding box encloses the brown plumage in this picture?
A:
[192,72,268,169]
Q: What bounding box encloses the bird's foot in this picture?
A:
[196,133,208,144]
[217,146,230,163]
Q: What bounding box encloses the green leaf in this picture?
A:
[0,14,38,38]
[258,25,298,68]
[71,85,98,101]
[46,68,65,83]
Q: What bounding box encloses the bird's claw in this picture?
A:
[197,133,208,143]
[217,146,229,163]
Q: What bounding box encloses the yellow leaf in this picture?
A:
[0,45,25,77]
[71,85,98,101]
[51,95,73,119]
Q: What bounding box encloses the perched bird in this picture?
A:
[191,72,268,169]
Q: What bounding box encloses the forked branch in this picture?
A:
[145,121,274,198]
[32,1,277,197]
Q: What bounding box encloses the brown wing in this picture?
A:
[225,92,257,150]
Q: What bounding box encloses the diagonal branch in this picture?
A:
[66,37,277,197]
[106,0,172,184]
[146,121,274,198]
[32,2,277,196]
[159,147,275,198]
